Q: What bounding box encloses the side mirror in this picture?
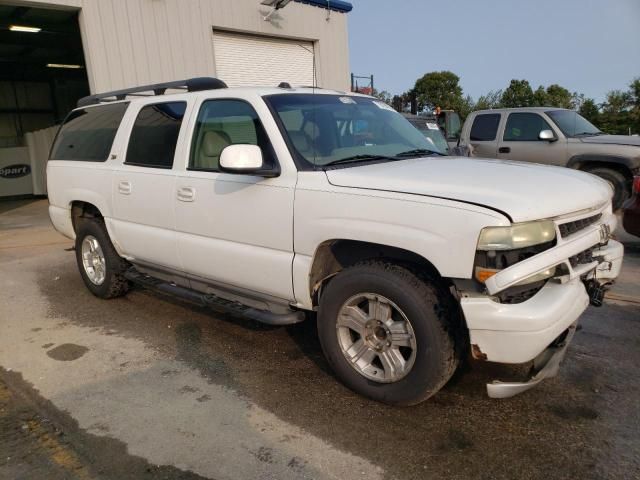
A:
[539,129,556,142]
[219,144,278,177]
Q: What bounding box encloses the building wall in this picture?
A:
[13,0,351,93]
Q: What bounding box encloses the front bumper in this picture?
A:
[486,321,578,399]
[462,239,623,365]
[460,204,624,397]
[462,278,589,364]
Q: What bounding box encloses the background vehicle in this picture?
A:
[458,107,640,209]
[623,176,640,237]
[401,113,450,154]
[46,79,623,405]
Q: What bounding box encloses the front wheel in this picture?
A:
[317,261,460,405]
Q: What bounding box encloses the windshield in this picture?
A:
[265,94,438,168]
[546,110,601,137]
[405,118,450,154]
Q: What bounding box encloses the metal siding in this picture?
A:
[212,31,314,87]
[13,0,350,94]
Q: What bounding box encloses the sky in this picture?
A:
[347,0,640,103]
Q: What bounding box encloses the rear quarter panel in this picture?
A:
[46,161,114,239]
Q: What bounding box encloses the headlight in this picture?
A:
[477,220,556,251]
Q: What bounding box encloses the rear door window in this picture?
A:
[125,101,187,168]
[50,103,129,161]
[503,113,553,141]
[469,114,501,141]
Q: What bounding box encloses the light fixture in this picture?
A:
[260,0,292,20]
[9,25,41,33]
[47,63,83,69]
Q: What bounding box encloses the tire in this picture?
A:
[317,261,461,406]
[587,167,630,210]
[74,218,130,299]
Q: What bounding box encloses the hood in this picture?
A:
[579,134,640,147]
[325,157,612,223]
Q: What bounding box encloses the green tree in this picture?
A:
[545,84,573,108]
[629,77,640,134]
[600,90,633,134]
[500,79,535,107]
[453,94,475,120]
[578,98,600,125]
[474,90,503,110]
[532,86,547,106]
[413,71,463,111]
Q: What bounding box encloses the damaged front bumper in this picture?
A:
[486,321,578,399]
[460,204,624,398]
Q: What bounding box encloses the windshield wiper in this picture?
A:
[573,131,603,137]
[322,154,396,168]
[394,148,444,158]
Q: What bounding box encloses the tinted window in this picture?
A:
[470,114,501,141]
[51,103,128,161]
[190,100,273,171]
[504,113,553,141]
[125,102,186,168]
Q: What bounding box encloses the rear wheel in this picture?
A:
[587,167,630,210]
[317,261,460,405]
[75,219,130,299]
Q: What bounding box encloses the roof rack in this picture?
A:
[77,77,227,107]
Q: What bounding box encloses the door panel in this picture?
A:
[497,112,567,166]
[174,98,295,301]
[110,101,187,271]
[111,168,179,269]
[174,173,295,299]
[468,113,501,158]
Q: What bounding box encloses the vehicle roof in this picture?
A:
[472,107,570,114]
[77,86,372,110]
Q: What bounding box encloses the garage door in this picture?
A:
[212,31,315,88]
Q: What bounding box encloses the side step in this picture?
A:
[124,269,305,326]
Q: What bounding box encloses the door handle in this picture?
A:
[177,186,195,202]
[498,147,511,154]
[118,181,132,195]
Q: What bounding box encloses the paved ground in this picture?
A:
[1,199,639,480]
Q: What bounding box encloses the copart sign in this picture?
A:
[0,164,31,179]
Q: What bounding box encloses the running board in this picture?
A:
[124,269,305,326]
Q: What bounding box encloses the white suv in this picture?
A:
[47,78,623,405]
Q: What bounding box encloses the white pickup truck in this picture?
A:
[47,78,623,405]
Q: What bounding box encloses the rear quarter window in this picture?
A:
[469,113,501,141]
[50,103,129,161]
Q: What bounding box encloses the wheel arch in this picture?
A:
[70,200,104,233]
[308,239,445,307]
[567,154,635,182]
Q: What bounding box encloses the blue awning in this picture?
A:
[293,0,353,13]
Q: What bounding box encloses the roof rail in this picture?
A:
[77,77,227,107]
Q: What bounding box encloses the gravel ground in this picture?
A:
[1,199,638,480]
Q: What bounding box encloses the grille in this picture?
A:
[569,246,596,268]
[558,213,602,238]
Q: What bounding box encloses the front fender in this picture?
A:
[292,178,509,307]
